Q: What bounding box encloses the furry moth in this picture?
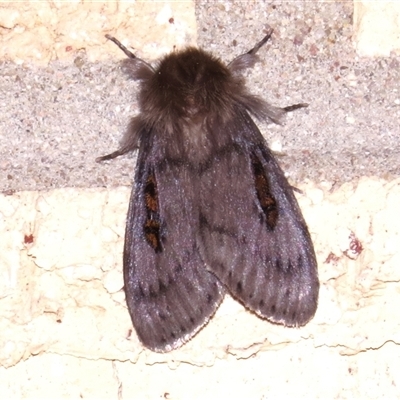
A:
[98,28,319,352]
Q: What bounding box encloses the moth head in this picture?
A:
[137,48,247,130]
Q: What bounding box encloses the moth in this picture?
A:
[98,28,319,352]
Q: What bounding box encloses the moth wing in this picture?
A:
[123,134,224,352]
[199,112,319,326]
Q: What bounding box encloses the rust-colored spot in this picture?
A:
[344,231,363,260]
[251,154,278,230]
[324,252,340,264]
[144,174,158,212]
[144,219,162,253]
[143,171,163,252]
[24,234,34,244]
[168,17,174,24]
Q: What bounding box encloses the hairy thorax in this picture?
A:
[139,48,245,135]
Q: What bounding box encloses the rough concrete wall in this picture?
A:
[0,1,196,64]
[2,179,400,398]
[1,1,400,399]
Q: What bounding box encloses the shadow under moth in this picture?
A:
[98,28,319,352]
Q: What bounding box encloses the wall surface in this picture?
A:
[1,1,400,399]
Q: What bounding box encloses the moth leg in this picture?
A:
[96,116,144,163]
[283,103,309,112]
[96,148,128,162]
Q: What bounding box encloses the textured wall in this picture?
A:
[1,1,400,398]
[2,179,400,397]
[0,1,196,64]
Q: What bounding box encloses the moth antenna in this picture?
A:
[105,34,136,59]
[246,27,273,56]
[228,26,274,72]
[105,34,153,70]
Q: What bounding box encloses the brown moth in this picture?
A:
[98,28,319,352]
